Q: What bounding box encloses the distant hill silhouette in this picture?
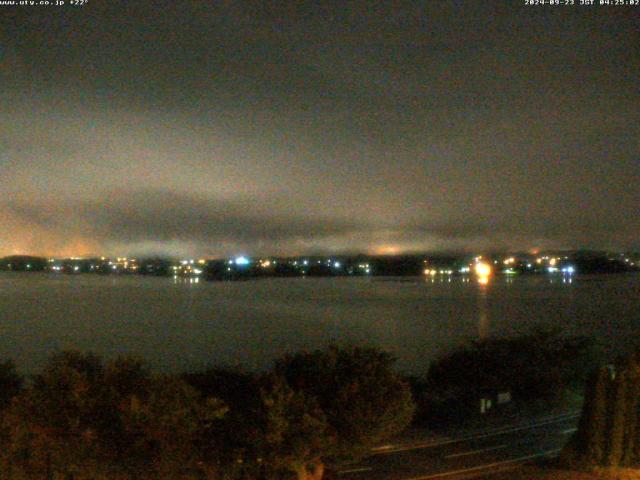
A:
[0,255,47,271]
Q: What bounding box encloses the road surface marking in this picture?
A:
[372,444,396,451]
[445,444,507,459]
[337,467,373,474]
[404,448,562,480]
[562,428,577,435]
[376,413,578,455]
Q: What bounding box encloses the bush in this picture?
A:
[255,375,329,480]
[0,361,23,411]
[0,346,415,480]
[0,351,227,479]
[183,367,265,479]
[188,346,415,480]
[275,346,415,472]
[419,331,601,425]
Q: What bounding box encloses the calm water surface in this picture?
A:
[1,273,639,374]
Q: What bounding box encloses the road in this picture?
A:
[337,412,579,480]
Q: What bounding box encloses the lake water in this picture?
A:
[1,272,639,375]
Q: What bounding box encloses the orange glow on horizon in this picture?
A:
[373,245,399,255]
[0,226,101,258]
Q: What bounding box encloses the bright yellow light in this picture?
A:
[549,258,557,266]
[475,262,492,277]
[478,276,489,285]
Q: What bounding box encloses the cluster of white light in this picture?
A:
[358,263,371,274]
[173,262,204,277]
[234,256,250,266]
[547,265,576,274]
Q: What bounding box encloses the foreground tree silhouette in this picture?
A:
[0,347,414,479]
[1,351,226,479]
[1,352,105,477]
[566,353,640,468]
[0,361,23,412]
[257,376,329,480]
[273,346,415,479]
[575,366,610,464]
[622,360,640,465]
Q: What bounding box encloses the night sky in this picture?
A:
[1,1,638,258]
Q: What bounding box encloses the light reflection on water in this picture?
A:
[0,272,638,375]
[476,279,489,340]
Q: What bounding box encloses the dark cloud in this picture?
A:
[5,185,638,257]
[400,214,640,252]
[4,189,370,256]
[0,2,638,256]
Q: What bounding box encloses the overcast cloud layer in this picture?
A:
[1,1,638,257]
